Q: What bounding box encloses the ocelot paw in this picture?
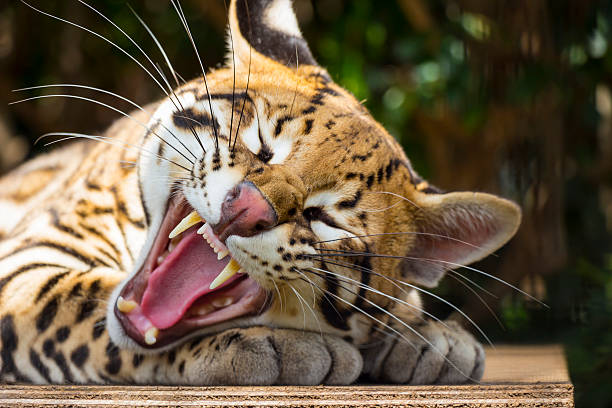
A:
[181,326,362,385]
[362,320,485,384]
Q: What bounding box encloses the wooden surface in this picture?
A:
[0,345,574,407]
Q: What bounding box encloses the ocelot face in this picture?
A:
[107,0,521,352]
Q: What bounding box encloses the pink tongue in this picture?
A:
[140,228,231,329]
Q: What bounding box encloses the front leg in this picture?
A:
[167,327,363,385]
[362,320,485,384]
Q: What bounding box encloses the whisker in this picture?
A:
[312,249,547,307]
[19,1,172,111]
[305,254,493,346]
[450,270,498,299]
[13,84,198,161]
[448,272,505,330]
[272,279,284,313]
[288,277,324,337]
[39,132,191,172]
[365,191,420,209]
[313,231,489,253]
[127,4,180,88]
[75,0,204,155]
[288,44,299,117]
[305,265,443,328]
[223,0,237,150]
[171,0,220,149]
[231,0,253,152]
[297,267,478,382]
[10,94,194,166]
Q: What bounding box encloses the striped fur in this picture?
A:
[0,0,520,384]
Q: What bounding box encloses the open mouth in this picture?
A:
[115,196,268,349]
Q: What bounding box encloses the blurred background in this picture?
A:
[1,1,611,405]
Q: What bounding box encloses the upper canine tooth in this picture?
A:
[209,259,241,290]
[144,327,159,345]
[217,250,229,260]
[169,211,202,239]
[117,296,138,313]
[197,223,208,235]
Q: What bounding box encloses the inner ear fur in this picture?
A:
[400,191,522,288]
[228,0,321,72]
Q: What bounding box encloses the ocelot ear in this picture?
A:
[228,0,319,71]
[401,191,522,288]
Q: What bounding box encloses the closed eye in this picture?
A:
[303,206,342,229]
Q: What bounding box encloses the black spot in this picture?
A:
[366,174,375,188]
[224,332,243,348]
[352,153,371,162]
[70,345,89,368]
[42,339,55,358]
[189,336,205,351]
[304,119,314,135]
[274,115,293,136]
[302,106,316,115]
[0,316,27,381]
[303,206,322,221]
[257,145,274,163]
[76,279,101,323]
[105,341,122,375]
[282,253,293,261]
[377,167,384,183]
[325,120,336,129]
[56,326,70,343]
[167,350,176,365]
[37,296,59,333]
[132,354,144,368]
[337,191,362,209]
[345,173,358,180]
[53,351,73,382]
[29,348,51,383]
[289,238,296,245]
[92,318,106,339]
[68,282,82,298]
[273,265,283,272]
[172,108,219,131]
[288,208,297,217]
[178,360,185,375]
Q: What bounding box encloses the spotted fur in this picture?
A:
[0,0,520,384]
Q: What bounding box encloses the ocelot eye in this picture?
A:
[303,206,323,221]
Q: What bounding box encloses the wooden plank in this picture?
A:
[0,345,573,407]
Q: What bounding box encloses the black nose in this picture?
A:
[213,181,277,241]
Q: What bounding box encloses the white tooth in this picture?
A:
[117,296,138,313]
[197,223,208,235]
[144,327,159,345]
[217,250,229,260]
[209,259,241,289]
[157,251,169,265]
[192,304,214,316]
[169,211,202,239]
[212,297,233,308]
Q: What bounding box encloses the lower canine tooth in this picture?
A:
[117,296,137,313]
[145,327,159,345]
[217,250,229,260]
[209,259,241,289]
[169,211,202,239]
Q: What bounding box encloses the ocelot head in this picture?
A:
[107,0,521,351]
